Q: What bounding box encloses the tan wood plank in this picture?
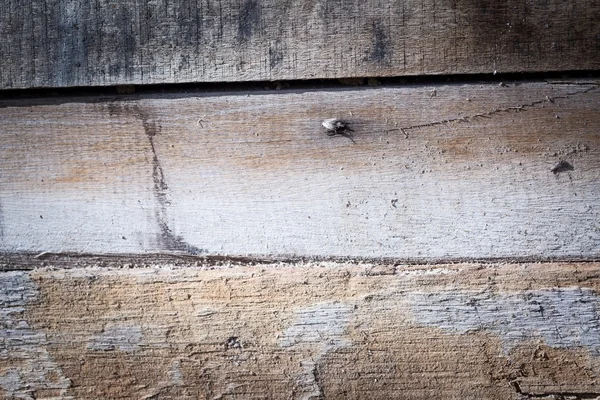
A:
[1,81,599,259]
[2,261,600,399]
[1,0,599,89]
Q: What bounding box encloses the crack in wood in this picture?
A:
[387,86,597,138]
[0,196,4,241]
[2,252,599,271]
[510,379,600,399]
[132,105,204,255]
[311,362,325,400]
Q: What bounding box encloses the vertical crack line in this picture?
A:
[312,361,325,400]
[0,195,4,240]
[147,132,169,209]
[131,104,204,255]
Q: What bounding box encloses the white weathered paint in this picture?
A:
[279,302,353,399]
[279,302,353,350]
[409,288,600,355]
[167,359,184,386]
[0,272,72,399]
[86,324,143,352]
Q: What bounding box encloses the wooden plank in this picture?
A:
[1,0,599,89]
[1,80,599,259]
[2,261,600,399]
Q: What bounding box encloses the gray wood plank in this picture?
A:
[0,81,599,259]
[1,0,599,89]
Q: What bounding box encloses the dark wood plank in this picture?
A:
[1,0,599,89]
[1,80,599,259]
[2,261,600,399]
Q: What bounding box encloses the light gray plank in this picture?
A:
[0,81,599,259]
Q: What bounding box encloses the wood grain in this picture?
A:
[1,80,599,259]
[1,0,599,89]
[2,261,600,399]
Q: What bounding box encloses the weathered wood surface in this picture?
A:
[1,0,599,89]
[1,261,600,399]
[1,80,599,259]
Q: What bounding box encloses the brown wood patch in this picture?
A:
[1,262,599,399]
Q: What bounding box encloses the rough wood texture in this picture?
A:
[1,261,600,399]
[1,80,599,259]
[1,0,599,89]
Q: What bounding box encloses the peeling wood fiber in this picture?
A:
[2,262,600,399]
[1,81,599,259]
[0,0,599,89]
